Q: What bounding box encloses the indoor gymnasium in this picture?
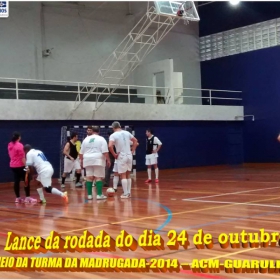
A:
[1,0,280,279]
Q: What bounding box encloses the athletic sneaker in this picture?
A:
[145,179,152,183]
[61,184,65,189]
[155,179,159,183]
[40,199,47,204]
[75,182,83,188]
[96,194,107,200]
[88,195,93,200]
[15,197,24,203]
[62,192,68,203]
[24,197,38,204]
[120,194,130,199]
[113,187,118,192]
[127,193,131,198]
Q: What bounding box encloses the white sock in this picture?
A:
[121,179,128,195]
[51,187,64,197]
[155,168,159,179]
[127,178,132,194]
[37,188,45,200]
[113,176,119,189]
[147,168,152,180]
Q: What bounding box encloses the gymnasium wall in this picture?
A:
[1,120,243,183]
[199,1,280,164]
[0,100,243,121]
[201,46,280,163]
[0,2,201,90]
[199,1,280,36]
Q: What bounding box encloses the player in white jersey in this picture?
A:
[24,145,68,204]
[145,128,162,183]
[109,121,138,199]
[112,134,139,192]
[79,126,111,200]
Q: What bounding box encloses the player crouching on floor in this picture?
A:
[24,145,68,204]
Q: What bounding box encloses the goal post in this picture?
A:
[60,125,136,181]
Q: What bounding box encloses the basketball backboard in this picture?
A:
[154,1,200,22]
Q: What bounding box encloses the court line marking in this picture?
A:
[144,206,280,263]
[185,199,280,208]
[207,247,257,261]
[182,186,280,201]
[49,192,280,237]
[235,226,278,232]
[0,198,172,233]
[143,208,280,262]
[4,185,278,246]
[146,187,280,197]
[133,198,172,233]
[163,178,280,183]
[142,189,221,194]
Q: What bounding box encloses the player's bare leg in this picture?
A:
[75,169,82,188]
[120,171,131,199]
[61,172,67,189]
[36,186,46,204]
[145,165,152,183]
[37,183,68,204]
[127,170,132,197]
[154,164,159,183]
[113,172,119,192]
[24,171,38,204]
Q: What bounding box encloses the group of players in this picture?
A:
[8,121,162,204]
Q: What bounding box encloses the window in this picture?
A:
[200,18,280,61]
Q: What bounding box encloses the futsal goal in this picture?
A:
[60,125,136,181]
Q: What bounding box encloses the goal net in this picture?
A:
[60,125,136,181]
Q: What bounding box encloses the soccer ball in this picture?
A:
[177,10,184,17]
[106,187,115,197]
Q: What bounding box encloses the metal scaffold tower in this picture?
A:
[69,1,199,118]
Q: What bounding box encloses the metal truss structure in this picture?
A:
[69,2,198,118]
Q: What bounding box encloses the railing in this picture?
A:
[0,77,242,106]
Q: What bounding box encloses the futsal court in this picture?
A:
[1,164,280,279]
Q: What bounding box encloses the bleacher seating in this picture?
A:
[0,82,145,103]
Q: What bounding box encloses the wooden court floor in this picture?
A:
[1,164,280,279]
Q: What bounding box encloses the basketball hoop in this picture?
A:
[175,1,198,25]
[177,2,189,25]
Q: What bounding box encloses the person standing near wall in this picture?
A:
[61,132,82,189]
[8,132,37,203]
[156,90,165,104]
[145,129,162,183]
[109,121,138,198]
[75,138,83,181]
[104,132,115,187]
[83,126,94,182]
